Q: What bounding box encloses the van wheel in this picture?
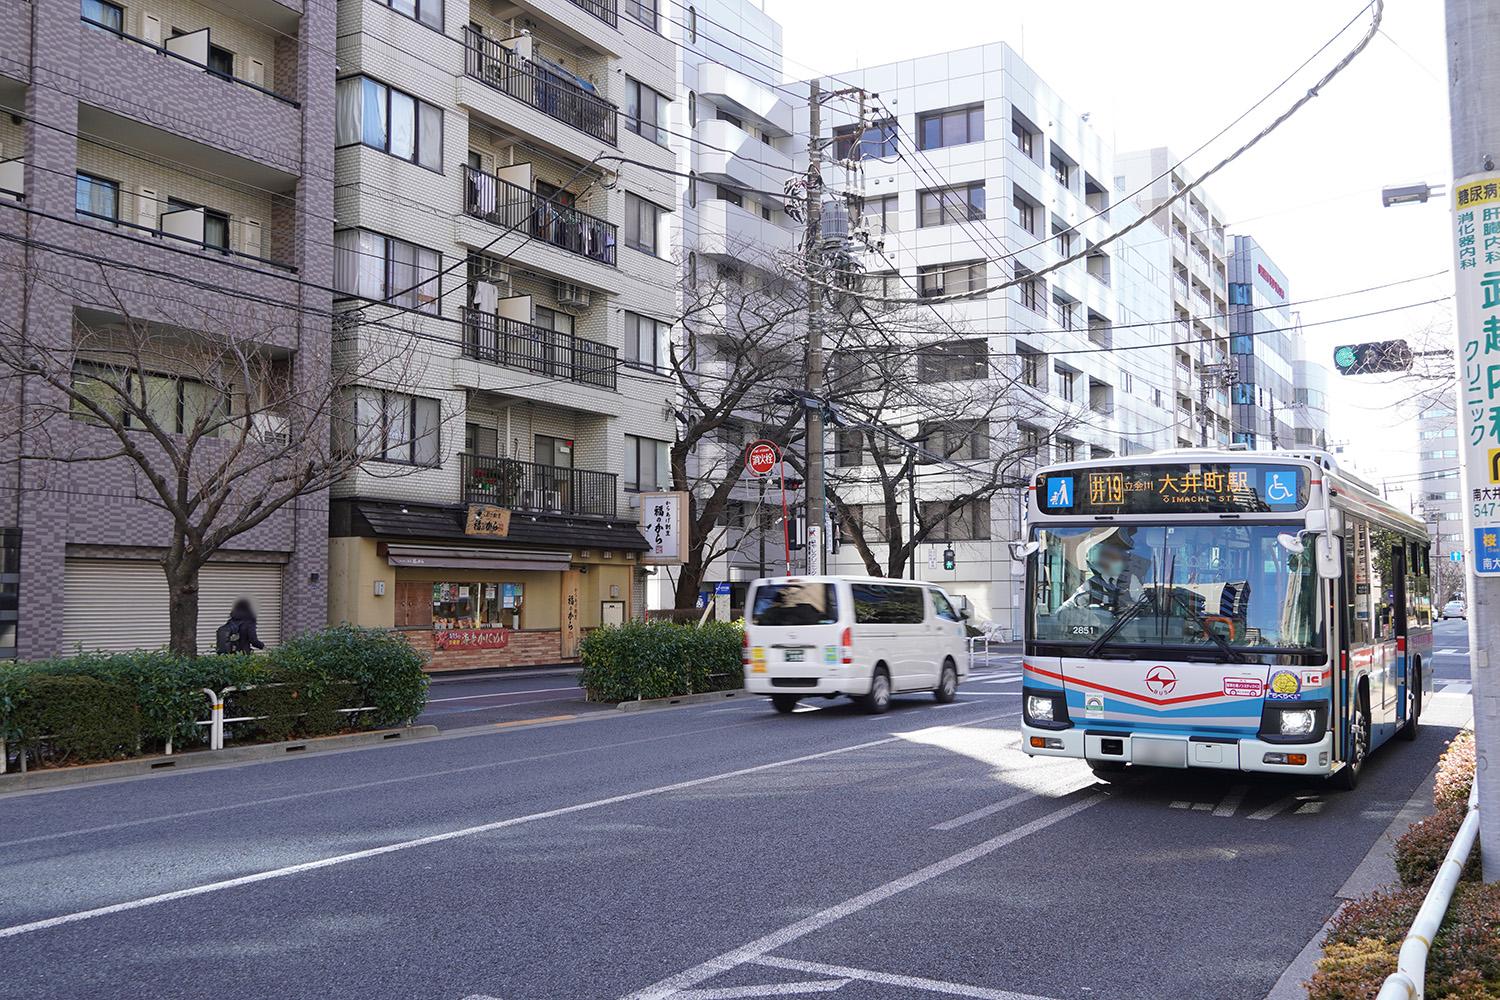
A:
[1331,689,1370,791]
[934,660,958,703]
[862,667,892,714]
[1399,666,1421,742]
[771,695,799,714]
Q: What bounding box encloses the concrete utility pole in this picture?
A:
[1447,0,1500,878]
[804,78,825,576]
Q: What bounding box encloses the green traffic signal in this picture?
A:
[942,547,956,571]
[1333,340,1413,375]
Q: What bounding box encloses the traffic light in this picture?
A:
[1332,340,1414,376]
[942,547,956,571]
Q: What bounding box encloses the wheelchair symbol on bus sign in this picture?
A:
[1264,471,1295,507]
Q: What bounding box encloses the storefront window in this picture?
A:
[430,581,525,629]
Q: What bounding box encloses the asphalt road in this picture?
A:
[0,636,1469,1000]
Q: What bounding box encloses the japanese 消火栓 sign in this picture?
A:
[1454,174,1500,574]
[1035,463,1307,516]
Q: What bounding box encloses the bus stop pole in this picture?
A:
[1447,0,1500,878]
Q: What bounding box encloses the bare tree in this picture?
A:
[668,252,806,608]
[0,260,433,655]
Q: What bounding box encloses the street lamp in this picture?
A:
[1380,181,1445,208]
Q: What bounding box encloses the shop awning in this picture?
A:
[384,545,573,573]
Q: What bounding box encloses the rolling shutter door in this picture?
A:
[63,559,283,654]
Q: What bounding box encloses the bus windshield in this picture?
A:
[1029,523,1323,653]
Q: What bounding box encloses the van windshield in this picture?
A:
[751,583,838,626]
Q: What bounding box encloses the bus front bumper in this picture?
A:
[1020,723,1335,776]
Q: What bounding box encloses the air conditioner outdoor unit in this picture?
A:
[556,281,591,308]
[253,413,290,447]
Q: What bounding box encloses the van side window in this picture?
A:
[852,584,925,624]
[931,591,960,622]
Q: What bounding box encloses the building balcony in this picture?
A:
[75,184,293,271]
[694,119,793,193]
[0,158,21,201]
[463,310,617,391]
[696,198,796,262]
[464,166,617,267]
[568,0,618,28]
[697,63,794,137]
[461,453,617,519]
[462,28,617,146]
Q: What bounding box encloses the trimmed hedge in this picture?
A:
[579,620,744,702]
[1435,731,1477,808]
[0,626,429,769]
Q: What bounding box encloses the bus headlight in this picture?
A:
[1026,694,1055,722]
[1277,709,1318,737]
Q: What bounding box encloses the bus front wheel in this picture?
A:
[1331,692,1371,791]
[1398,666,1421,742]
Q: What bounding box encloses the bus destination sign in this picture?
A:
[1036,463,1308,515]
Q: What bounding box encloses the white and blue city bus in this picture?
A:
[1018,449,1432,789]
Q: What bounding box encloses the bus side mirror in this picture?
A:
[1009,540,1039,561]
[1316,534,1340,580]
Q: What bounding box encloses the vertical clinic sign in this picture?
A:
[640,491,688,565]
[1454,174,1500,574]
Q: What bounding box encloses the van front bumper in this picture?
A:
[1020,723,1335,776]
[744,668,872,697]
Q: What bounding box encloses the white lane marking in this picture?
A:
[1169,801,1192,810]
[1212,785,1249,818]
[619,794,1105,1000]
[1190,802,1213,812]
[931,776,1094,831]
[426,686,579,703]
[751,957,1065,1000]
[1295,801,1325,815]
[1442,682,1472,695]
[1248,795,1318,821]
[0,714,1017,938]
[953,691,1015,697]
[676,981,849,998]
[980,673,1022,684]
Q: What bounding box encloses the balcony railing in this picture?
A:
[569,0,619,27]
[461,453,617,518]
[463,310,618,390]
[81,16,299,106]
[463,28,617,144]
[465,166,617,267]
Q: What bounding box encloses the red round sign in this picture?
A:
[746,440,779,477]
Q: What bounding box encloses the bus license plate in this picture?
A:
[784,649,805,662]
[1132,737,1188,769]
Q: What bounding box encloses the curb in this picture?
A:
[0,726,440,794]
[616,690,746,712]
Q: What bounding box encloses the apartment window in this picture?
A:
[1233,383,1255,405]
[625,435,670,492]
[624,193,665,255]
[833,119,898,160]
[1056,438,1078,462]
[336,76,443,172]
[918,339,987,383]
[1229,282,1252,305]
[918,183,985,228]
[379,0,443,29]
[1419,427,1458,439]
[1050,150,1071,187]
[1152,387,1164,407]
[81,0,123,31]
[1015,266,1044,314]
[167,197,230,252]
[1122,371,1134,394]
[354,389,441,466]
[1010,115,1033,158]
[1052,296,1075,330]
[716,184,743,208]
[466,422,498,457]
[1052,220,1073,257]
[1012,186,1038,234]
[1056,364,1076,402]
[919,104,984,151]
[335,229,442,314]
[920,498,990,541]
[920,421,990,462]
[75,172,119,222]
[1019,425,1045,461]
[625,312,669,372]
[865,194,899,234]
[626,78,668,145]
[71,361,229,436]
[623,0,659,30]
[862,271,902,299]
[1019,348,1045,388]
[918,261,986,298]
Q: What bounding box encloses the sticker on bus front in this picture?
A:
[1085,694,1104,718]
[1223,677,1265,698]
[1267,670,1302,700]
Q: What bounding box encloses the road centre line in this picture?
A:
[675,981,849,998]
[426,686,580,703]
[0,713,1017,939]
[751,956,1068,1000]
[620,792,1105,999]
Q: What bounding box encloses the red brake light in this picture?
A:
[742,631,750,664]
[840,627,853,664]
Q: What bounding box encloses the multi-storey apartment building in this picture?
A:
[324,0,679,668]
[1117,148,1234,449]
[802,44,1180,631]
[0,0,334,657]
[1225,235,1299,448]
[1291,339,1332,450]
[1414,401,1463,584]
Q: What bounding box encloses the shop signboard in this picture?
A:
[466,504,511,537]
[434,628,511,650]
[640,491,688,565]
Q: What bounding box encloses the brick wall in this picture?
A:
[404,627,568,672]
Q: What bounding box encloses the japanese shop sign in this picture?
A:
[465,504,511,537]
[1454,173,1500,574]
[639,491,688,565]
[434,628,511,651]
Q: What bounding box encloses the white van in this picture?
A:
[743,576,971,714]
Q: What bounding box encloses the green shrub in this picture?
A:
[1396,802,1481,888]
[580,620,744,702]
[9,674,141,765]
[1435,731,1477,808]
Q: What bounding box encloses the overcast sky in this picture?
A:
[759,0,1454,498]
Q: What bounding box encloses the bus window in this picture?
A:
[1346,520,1373,646]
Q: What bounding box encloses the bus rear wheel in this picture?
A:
[1331,693,1370,791]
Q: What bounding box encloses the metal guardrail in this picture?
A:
[462,308,618,388]
[198,685,376,751]
[464,166,618,266]
[461,452,618,518]
[1375,783,1481,1000]
[462,28,618,144]
[968,624,1013,670]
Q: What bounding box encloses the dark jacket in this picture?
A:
[217,601,266,654]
